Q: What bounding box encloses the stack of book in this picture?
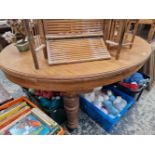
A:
[0,101,62,135]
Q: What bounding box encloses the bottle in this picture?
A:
[113,96,127,111]
[94,95,104,109]
[107,90,116,102]
[103,95,119,116]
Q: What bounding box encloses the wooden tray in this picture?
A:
[0,96,64,135]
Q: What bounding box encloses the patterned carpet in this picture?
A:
[0,70,155,135]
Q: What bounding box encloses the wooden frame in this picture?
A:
[24,20,47,69]
[104,19,139,59]
[137,19,155,42]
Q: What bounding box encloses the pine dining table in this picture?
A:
[0,36,152,131]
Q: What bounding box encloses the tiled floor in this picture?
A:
[0,70,155,135]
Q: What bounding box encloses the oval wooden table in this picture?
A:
[0,36,152,130]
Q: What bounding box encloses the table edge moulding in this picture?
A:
[0,35,152,130]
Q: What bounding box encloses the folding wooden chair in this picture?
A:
[24,19,138,69]
[104,19,139,59]
[42,19,111,66]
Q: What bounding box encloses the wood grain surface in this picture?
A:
[0,36,152,92]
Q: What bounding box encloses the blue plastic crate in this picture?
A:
[80,86,135,132]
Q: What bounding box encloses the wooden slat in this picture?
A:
[47,38,111,65]
[43,19,103,38]
[46,32,103,39]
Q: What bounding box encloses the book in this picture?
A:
[0,111,31,135]
[0,106,31,129]
[0,101,28,115]
[0,110,52,135]
[31,108,58,127]
[8,114,50,135]
[0,106,30,123]
[0,108,61,135]
[48,125,61,135]
[0,102,29,121]
[31,108,61,135]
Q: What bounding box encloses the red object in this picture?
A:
[34,90,53,99]
[28,120,41,127]
[42,91,53,99]
[119,82,138,91]
[34,90,43,97]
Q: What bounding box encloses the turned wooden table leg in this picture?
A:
[63,92,79,130]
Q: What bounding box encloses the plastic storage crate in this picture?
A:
[80,86,135,132]
[114,72,150,101]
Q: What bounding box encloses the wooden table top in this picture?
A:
[0,36,152,92]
